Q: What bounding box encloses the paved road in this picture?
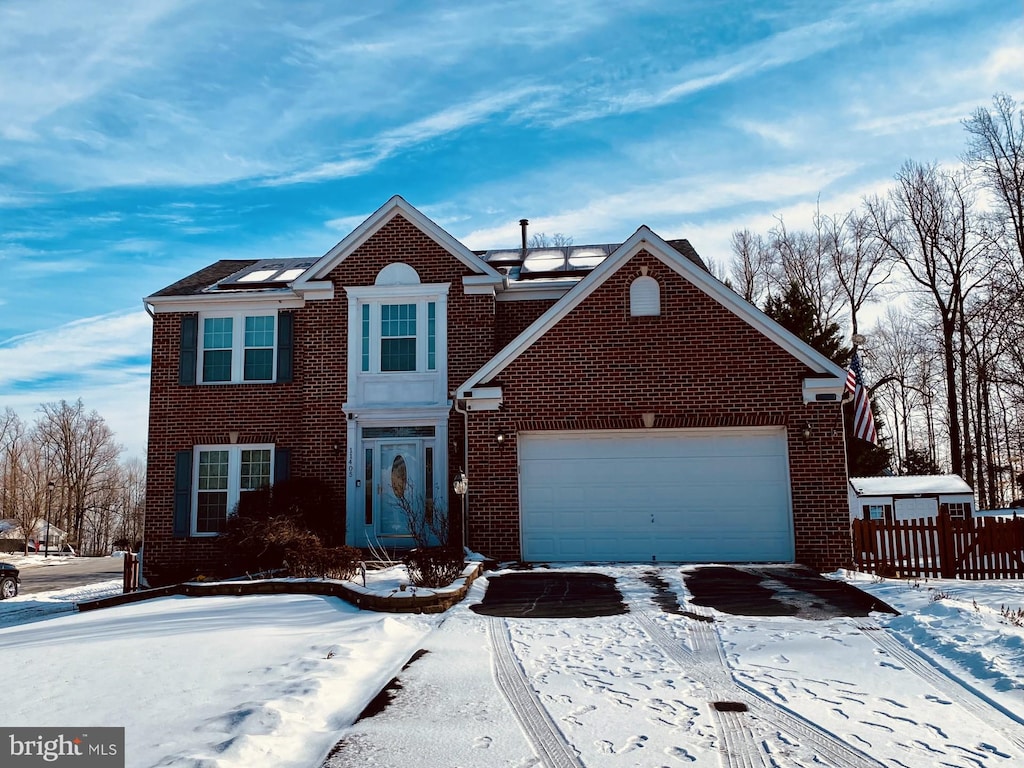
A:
[15,556,124,595]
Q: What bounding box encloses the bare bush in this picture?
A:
[286,544,361,580]
[403,547,465,588]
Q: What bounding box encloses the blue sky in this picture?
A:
[1,0,1021,459]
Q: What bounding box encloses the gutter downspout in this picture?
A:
[453,395,470,550]
[143,301,155,319]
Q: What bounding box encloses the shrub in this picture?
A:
[221,514,320,576]
[404,547,465,588]
[235,477,341,545]
[286,544,362,580]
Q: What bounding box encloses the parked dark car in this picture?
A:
[0,562,19,599]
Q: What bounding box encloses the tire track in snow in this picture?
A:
[859,623,1024,753]
[632,607,885,768]
[488,617,585,768]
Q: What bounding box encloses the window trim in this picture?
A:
[191,444,274,536]
[629,275,661,317]
[197,311,278,384]
[346,283,449,378]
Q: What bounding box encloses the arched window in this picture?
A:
[375,262,420,286]
[630,275,661,316]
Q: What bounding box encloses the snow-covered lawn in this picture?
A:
[0,564,1021,767]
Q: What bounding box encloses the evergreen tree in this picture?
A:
[763,283,848,364]
[902,447,941,475]
[763,282,892,475]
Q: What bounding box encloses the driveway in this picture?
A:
[325,565,1020,767]
[468,564,895,619]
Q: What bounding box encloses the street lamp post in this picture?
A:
[44,480,54,557]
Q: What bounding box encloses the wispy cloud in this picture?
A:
[459,162,860,249]
[545,0,956,125]
[0,311,151,388]
[0,310,153,457]
[0,0,192,141]
[266,86,551,185]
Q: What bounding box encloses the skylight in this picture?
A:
[216,259,317,290]
[237,270,278,283]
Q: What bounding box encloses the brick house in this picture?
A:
[143,196,852,582]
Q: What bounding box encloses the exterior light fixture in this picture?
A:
[495,431,507,445]
[801,423,813,440]
[453,470,468,496]
[453,470,469,549]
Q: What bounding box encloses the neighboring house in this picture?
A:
[0,519,67,552]
[848,475,975,521]
[143,196,852,583]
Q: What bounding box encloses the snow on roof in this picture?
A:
[849,475,974,496]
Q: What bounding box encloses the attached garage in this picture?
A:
[518,428,794,563]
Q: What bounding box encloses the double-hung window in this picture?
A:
[200,312,276,383]
[359,299,439,374]
[194,445,273,534]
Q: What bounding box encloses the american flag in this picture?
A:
[846,351,878,444]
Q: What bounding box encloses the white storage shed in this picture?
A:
[849,475,975,522]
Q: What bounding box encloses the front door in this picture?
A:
[355,426,439,548]
[377,440,419,538]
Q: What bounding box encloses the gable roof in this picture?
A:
[458,225,848,396]
[850,475,974,496]
[293,195,503,285]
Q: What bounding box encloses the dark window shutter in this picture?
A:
[274,448,291,484]
[173,450,193,538]
[277,311,294,383]
[862,505,870,520]
[179,315,198,386]
[884,504,893,522]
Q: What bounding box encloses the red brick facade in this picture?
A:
[463,250,850,570]
[144,202,851,583]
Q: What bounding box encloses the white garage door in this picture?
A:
[519,428,794,562]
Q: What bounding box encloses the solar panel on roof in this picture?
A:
[567,246,609,268]
[237,270,278,283]
[521,249,567,273]
[484,250,523,264]
[217,258,317,288]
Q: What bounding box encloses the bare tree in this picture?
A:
[113,458,146,551]
[963,93,1024,269]
[528,232,573,248]
[729,229,772,304]
[1,412,43,552]
[34,399,122,547]
[826,209,894,339]
[869,308,935,470]
[866,161,995,478]
[766,212,847,333]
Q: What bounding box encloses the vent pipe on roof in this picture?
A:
[519,219,529,258]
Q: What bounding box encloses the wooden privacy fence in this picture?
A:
[852,512,1024,580]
